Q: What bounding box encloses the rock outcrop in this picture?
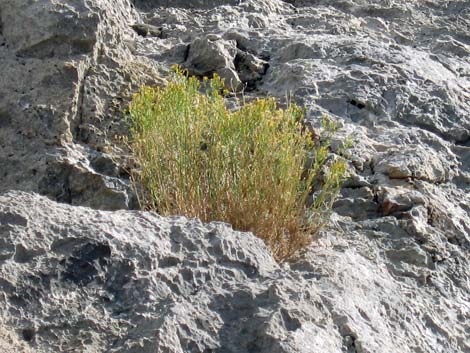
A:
[0,0,469,352]
[1,191,468,353]
[0,0,163,210]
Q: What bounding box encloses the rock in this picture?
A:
[37,157,133,211]
[183,34,269,91]
[0,0,164,208]
[0,191,312,353]
[1,0,470,352]
[1,0,99,58]
[184,36,242,90]
[1,191,469,353]
[373,145,456,183]
[234,50,269,90]
[376,186,426,216]
[131,23,162,38]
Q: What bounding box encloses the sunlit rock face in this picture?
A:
[0,0,468,352]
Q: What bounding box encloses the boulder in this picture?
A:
[1,191,468,353]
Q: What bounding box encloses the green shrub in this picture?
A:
[128,69,348,261]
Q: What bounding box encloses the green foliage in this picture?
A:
[128,69,349,261]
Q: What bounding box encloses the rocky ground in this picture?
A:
[0,0,469,352]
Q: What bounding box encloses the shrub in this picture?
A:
[128,69,348,261]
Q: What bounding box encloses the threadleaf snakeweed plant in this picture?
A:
[128,68,349,261]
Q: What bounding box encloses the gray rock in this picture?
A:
[373,145,456,183]
[131,23,162,38]
[1,0,469,352]
[1,191,469,353]
[184,36,242,90]
[183,34,269,91]
[0,0,164,209]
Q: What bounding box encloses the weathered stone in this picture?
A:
[1,191,468,353]
[0,0,144,205]
[131,23,162,38]
[376,186,426,216]
[184,36,242,90]
[0,0,469,352]
[373,145,456,183]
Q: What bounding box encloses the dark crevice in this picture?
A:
[233,52,269,92]
[38,162,73,204]
[132,0,240,10]
[234,40,247,52]
[455,135,470,147]
[131,24,162,38]
[63,242,111,286]
[183,44,191,62]
[448,236,463,247]
[349,99,366,109]
[342,184,370,190]
[426,206,435,226]
[343,334,358,353]
[369,159,376,175]
[22,328,35,342]
[73,66,91,143]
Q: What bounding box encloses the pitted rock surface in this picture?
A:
[0,0,469,352]
[0,191,468,353]
[0,0,164,210]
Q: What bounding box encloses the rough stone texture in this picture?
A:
[184,35,269,91]
[0,0,469,352]
[1,191,468,353]
[0,0,165,210]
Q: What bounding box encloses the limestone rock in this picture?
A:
[1,0,469,352]
[0,0,162,209]
[1,191,468,353]
[373,145,456,183]
[185,35,242,90]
